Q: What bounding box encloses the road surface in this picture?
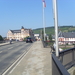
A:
[0,42,32,75]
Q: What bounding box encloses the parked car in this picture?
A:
[26,37,33,43]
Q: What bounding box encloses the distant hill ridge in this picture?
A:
[33,26,75,35]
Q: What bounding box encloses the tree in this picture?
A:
[23,36,29,41]
[0,35,3,41]
[49,34,52,41]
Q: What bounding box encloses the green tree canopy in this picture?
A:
[0,35,3,41]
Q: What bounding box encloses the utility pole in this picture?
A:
[52,0,59,56]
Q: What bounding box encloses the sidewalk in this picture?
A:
[0,42,9,46]
[0,41,17,46]
[8,41,52,75]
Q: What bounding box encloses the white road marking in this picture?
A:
[8,47,13,49]
[0,51,2,53]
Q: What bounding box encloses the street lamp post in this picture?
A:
[52,0,59,56]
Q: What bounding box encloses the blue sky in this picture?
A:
[0,0,75,37]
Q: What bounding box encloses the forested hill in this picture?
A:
[33,26,75,35]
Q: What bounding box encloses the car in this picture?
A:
[26,37,33,43]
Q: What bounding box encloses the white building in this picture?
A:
[7,26,34,41]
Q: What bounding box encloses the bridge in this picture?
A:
[0,41,75,75]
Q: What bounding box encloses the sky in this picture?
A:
[0,0,75,37]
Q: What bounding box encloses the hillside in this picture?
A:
[33,26,75,35]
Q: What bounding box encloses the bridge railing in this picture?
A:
[52,47,75,75]
[59,47,75,69]
[42,41,54,48]
[0,41,6,43]
[52,53,70,75]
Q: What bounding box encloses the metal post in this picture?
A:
[53,0,59,56]
[43,2,46,41]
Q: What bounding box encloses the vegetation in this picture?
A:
[23,36,29,41]
[33,26,75,35]
[33,26,75,48]
[0,35,3,41]
[33,27,55,35]
[61,47,72,50]
[49,34,52,41]
[59,44,75,50]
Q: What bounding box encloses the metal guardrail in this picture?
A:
[59,47,75,69]
[0,41,5,43]
[52,47,75,75]
[52,54,70,75]
[42,41,54,48]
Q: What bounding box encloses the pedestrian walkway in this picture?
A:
[0,41,18,46]
[8,41,52,75]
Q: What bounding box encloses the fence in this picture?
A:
[42,41,54,48]
[59,47,75,69]
[0,41,6,43]
[52,47,75,75]
[52,53,70,75]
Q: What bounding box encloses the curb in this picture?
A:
[0,43,10,47]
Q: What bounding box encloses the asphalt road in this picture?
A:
[0,42,32,75]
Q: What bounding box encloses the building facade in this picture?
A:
[58,31,75,44]
[7,26,34,41]
[52,31,75,45]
